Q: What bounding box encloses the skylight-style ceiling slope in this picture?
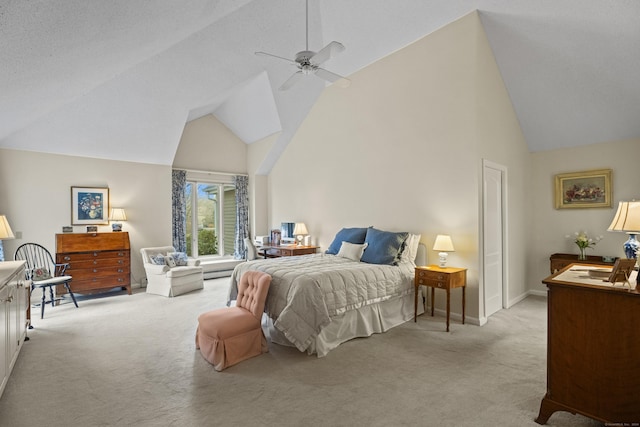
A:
[1,1,638,168]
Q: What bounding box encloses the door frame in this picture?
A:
[480,159,509,324]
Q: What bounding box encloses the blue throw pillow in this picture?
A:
[169,252,188,266]
[326,227,369,255]
[150,254,165,265]
[360,228,409,265]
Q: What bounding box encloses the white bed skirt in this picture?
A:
[266,288,425,357]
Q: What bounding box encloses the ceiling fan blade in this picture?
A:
[315,67,351,87]
[279,71,304,91]
[310,41,345,66]
[255,51,297,66]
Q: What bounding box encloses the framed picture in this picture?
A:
[607,258,636,284]
[71,186,109,225]
[554,169,612,209]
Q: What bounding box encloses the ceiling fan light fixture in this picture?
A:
[255,0,350,90]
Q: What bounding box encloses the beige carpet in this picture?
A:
[0,278,602,427]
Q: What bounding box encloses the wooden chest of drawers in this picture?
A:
[56,232,131,295]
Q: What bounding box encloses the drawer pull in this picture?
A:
[117,269,123,273]
[93,261,98,265]
[117,278,124,282]
[93,269,98,273]
[118,260,124,264]
[93,252,98,257]
[64,256,71,261]
[437,283,443,288]
[437,274,444,280]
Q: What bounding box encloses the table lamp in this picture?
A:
[433,234,455,267]
[607,200,640,284]
[293,222,309,246]
[109,208,127,232]
[0,215,15,262]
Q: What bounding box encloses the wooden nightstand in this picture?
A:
[414,265,467,331]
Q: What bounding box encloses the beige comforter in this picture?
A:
[228,253,414,352]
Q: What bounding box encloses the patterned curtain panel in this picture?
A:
[172,169,187,253]
[233,175,249,260]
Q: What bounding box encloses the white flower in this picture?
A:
[568,230,601,250]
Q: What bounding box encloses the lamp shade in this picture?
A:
[0,215,15,240]
[109,208,127,222]
[433,235,455,252]
[608,201,640,232]
[293,222,308,236]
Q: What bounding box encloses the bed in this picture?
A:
[228,228,425,357]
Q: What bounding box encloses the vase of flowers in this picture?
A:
[568,231,602,260]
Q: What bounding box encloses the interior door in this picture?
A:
[483,161,505,318]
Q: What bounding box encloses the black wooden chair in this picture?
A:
[14,243,79,319]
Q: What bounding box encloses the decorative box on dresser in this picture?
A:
[0,261,29,399]
[56,232,131,295]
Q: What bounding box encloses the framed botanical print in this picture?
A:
[554,169,612,209]
[71,186,110,225]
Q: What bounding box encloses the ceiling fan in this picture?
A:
[255,0,350,91]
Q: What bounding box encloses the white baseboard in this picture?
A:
[204,270,233,279]
[527,289,547,297]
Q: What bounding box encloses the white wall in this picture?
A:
[474,14,532,312]
[174,114,247,173]
[0,148,172,284]
[247,133,276,238]
[267,12,530,323]
[529,138,640,293]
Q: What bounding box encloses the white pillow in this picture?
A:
[401,233,421,264]
[244,237,257,261]
[337,241,368,261]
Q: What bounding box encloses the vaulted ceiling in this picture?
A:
[1,1,638,171]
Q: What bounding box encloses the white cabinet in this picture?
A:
[0,284,7,397]
[0,261,28,399]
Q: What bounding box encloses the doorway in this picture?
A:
[482,160,507,319]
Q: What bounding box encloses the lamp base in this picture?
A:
[622,233,640,285]
[623,233,639,259]
[112,223,123,232]
[438,252,448,268]
[296,235,304,246]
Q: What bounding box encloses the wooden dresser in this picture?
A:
[55,232,131,295]
[536,264,640,424]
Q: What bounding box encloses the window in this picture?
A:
[185,181,236,258]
